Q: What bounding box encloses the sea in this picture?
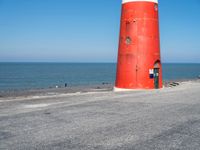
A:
[0,63,200,91]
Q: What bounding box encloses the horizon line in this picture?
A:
[0,62,200,64]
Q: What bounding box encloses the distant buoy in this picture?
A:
[65,83,68,87]
[115,0,163,90]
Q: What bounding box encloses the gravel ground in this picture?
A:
[1,80,200,150]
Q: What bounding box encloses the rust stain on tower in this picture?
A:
[115,0,163,90]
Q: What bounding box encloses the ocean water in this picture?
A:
[0,63,200,91]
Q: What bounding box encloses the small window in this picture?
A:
[125,36,132,45]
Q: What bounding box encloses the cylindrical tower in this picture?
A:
[115,0,162,90]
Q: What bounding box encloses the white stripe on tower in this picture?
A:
[122,0,158,4]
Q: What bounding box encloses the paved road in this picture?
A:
[1,81,200,150]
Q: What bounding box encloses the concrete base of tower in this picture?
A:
[113,86,163,92]
[114,87,148,92]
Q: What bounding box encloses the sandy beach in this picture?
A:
[1,80,200,149]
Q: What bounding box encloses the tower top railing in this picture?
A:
[122,0,158,4]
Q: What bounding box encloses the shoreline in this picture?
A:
[0,83,113,99]
[1,79,199,99]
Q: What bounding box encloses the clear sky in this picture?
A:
[0,0,200,63]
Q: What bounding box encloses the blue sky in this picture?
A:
[0,0,200,63]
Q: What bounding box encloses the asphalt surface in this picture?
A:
[1,81,200,150]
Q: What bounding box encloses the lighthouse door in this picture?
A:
[154,68,159,89]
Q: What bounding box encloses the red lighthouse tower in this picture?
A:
[115,0,162,91]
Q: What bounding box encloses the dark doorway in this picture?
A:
[154,68,159,89]
[154,60,161,89]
